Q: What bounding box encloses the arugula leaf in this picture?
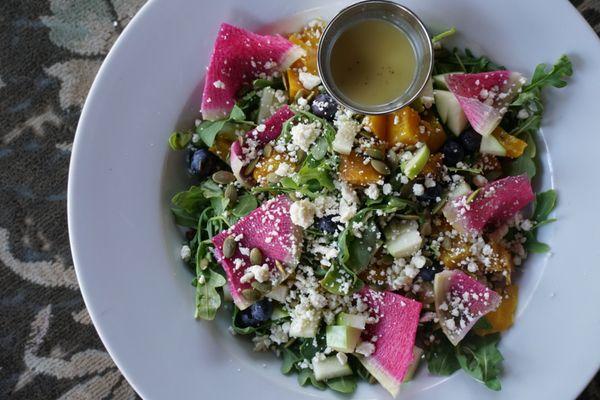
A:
[321,262,364,295]
[532,189,557,222]
[507,154,536,179]
[522,55,573,93]
[431,27,456,43]
[196,104,255,147]
[433,47,503,74]
[297,369,326,390]
[299,334,327,360]
[281,348,301,374]
[231,193,258,217]
[171,186,209,215]
[508,56,572,138]
[426,336,461,376]
[194,269,226,320]
[326,375,357,393]
[339,219,380,273]
[168,131,192,150]
[521,189,557,253]
[455,334,504,391]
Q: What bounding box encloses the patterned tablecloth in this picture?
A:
[0,0,598,398]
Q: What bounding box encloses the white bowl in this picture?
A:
[68,0,600,398]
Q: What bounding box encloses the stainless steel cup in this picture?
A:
[317,0,433,115]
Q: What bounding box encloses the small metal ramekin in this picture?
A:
[317,0,433,115]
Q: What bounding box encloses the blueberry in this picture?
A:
[187,148,220,178]
[236,298,273,328]
[418,184,443,204]
[250,298,273,322]
[442,139,465,167]
[418,263,443,282]
[311,93,338,121]
[315,215,339,234]
[459,129,482,154]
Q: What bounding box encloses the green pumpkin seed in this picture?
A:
[250,248,263,265]
[267,173,281,184]
[263,143,273,158]
[243,158,259,176]
[365,147,384,160]
[225,184,238,205]
[251,281,272,293]
[199,258,209,270]
[370,159,391,175]
[222,236,237,258]
[212,170,235,185]
[241,288,262,301]
[296,149,307,164]
[275,260,286,276]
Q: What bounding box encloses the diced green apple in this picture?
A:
[312,356,353,381]
[336,313,367,330]
[480,134,507,156]
[433,90,468,136]
[401,145,430,180]
[385,220,423,258]
[326,325,362,353]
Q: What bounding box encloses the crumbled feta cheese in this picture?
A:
[290,199,316,228]
[332,114,360,154]
[298,71,321,90]
[212,80,226,89]
[517,109,530,119]
[412,183,425,196]
[180,245,191,261]
[382,183,392,195]
[248,264,270,283]
[355,341,376,357]
[290,122,319,152]
[364,184,380,200]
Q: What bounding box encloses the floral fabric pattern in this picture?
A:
[0,0,598,398]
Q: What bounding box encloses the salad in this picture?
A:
[168,19,572,396]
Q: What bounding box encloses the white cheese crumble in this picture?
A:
[412,183,425,196]
[364,184,380,200]
[355,341,376,357]
[290,199,316,228]
[298,71,321,90]
[248,264,270,283]
[332,114,360,155]
[212,80,226,89]
[290,122,319,152]
[180,245,191,261]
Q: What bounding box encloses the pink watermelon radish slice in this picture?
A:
[434,270,501,345]
[443,174,534,235]
[445,71,524,136]
[358,289,422,397]
[201,23,304,121]
[212,195,301,310]
[230,105,295,185]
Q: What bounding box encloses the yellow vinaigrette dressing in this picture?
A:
[330,19,417,106]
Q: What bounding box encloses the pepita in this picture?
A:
[199,258,209,270]
[275,260,286,276]
[296,149,307,164]
[250,248,263,265]
[370,159,391,175]
[267,173,281,184]
[212,170,236,185]
[225,184,238,205]
[222,236,237,258]
[243,158,259,176]
[365,147,384,160]
[241,288,262,301]
[251,281,272,293]
[263,143,273,158]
